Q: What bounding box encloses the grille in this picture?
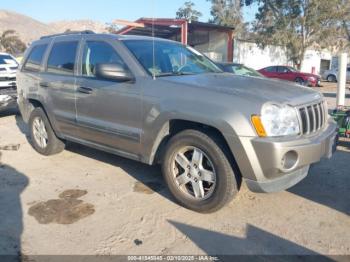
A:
[298,101,327,134]
[0,77,16,82]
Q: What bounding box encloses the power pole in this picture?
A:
[336,53,348,108]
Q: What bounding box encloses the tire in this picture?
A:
[161,129,238,213]
[327,75,337,82]
[295,77,305,86]
[29,107,65,156]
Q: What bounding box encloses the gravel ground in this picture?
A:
[0,83,349,257]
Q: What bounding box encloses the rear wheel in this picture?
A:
[29,107,65,156]
[162,130,238,213]
[327,75,337,82]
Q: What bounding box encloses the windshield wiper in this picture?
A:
[156,72,195,77]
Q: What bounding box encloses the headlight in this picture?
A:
[308,76,316,82]
[257,103,300,137]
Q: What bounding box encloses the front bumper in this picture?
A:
[306,78,321,87]
[243,120,338,193]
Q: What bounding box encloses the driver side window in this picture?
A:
[82,41,125,77]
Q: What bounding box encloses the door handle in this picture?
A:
[39,82,50,88]
[77,86,93,94]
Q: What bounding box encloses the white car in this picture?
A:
[0,52,18,110]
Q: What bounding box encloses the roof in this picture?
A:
[116,18,234,37]
[31,32,179,47]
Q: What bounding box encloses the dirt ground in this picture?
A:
[0,82,349,257]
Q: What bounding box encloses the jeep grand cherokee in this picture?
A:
[17,31,338,213]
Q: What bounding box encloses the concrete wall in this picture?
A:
[300,50,333,75]
[233,40,290,70]
[233,40,335,75]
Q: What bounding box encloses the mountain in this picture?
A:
[49,20,107,35]
[0,10,108,45]
[0,10,54,45]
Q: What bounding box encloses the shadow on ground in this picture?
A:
[0,107,18,118]
[67,142,174,202]
[167,221,337,260]
[288,147,350,216]
[0,152,28,258]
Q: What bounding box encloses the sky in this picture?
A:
[1,0,257,24]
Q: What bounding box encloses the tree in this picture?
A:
[207,0,247,36]
[337,0,350,48]
[0,30,26,55]
[244,0,350,68]
[105,23,121,34]
[176,1,202,21]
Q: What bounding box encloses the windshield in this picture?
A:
[123,40,222,77]
[232,65,264,77]
[0,54,17,65]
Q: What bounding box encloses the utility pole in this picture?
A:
[336,53,348,108]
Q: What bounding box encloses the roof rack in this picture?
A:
[40,30,95,39]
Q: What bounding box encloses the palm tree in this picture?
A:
[0,30,26,55]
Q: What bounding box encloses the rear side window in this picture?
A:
[23,44,48,72]
[265,66,277,72]
[82,41,125,77]
[47,41,78,75]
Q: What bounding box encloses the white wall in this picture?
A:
[301,50,333,75]
[234,40,334,74]
[233,40,290,70]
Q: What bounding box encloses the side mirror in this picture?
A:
[94,63,134,82]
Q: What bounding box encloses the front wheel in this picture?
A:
[162,130,238,213]
[295,77,305,86]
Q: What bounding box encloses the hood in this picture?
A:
[161,73,322,106]
[300,72,320,78]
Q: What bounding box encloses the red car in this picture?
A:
[258,66,321,87]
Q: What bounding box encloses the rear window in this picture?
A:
[265,66,277,72]
[47,41,78,75]
[23,44,48,72]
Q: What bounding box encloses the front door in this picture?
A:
[75,39,142,158]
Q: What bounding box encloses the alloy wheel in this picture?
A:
[32,117,48,149]
[171,146,217,200]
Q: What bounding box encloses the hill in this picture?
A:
[0,10,107,45]
[0,10,54,44]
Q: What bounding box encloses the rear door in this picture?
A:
[263,66,278,78]
[75,37,142,158]
[40,36,80,138]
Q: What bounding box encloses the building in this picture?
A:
[116,18,235,62]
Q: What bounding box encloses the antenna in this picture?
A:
[152,0,156,80]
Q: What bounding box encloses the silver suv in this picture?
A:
[17,32,338,213]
